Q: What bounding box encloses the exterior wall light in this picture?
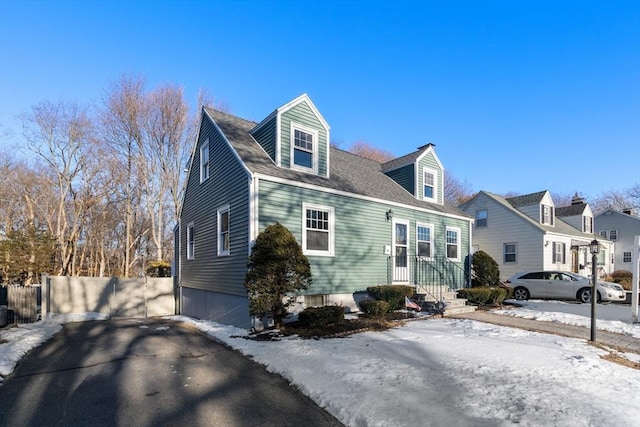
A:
[386,209,394,221]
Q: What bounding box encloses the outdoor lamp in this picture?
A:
[386,209,394,221]
[589,239,599,342]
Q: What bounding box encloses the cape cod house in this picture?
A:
[175,94,473,328]
[458,190,614,281]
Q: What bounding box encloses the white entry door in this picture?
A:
[393,219,409,282]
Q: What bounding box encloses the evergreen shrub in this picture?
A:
[298,306,344,328]
[359,300,389,317]
[471,250,500,287]
[366,285,414,311]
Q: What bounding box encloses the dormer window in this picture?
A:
[423,167,437,202]
[291,124,318,172]
[583,216,593,233]
[541,204,554,226]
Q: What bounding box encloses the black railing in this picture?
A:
[386,256,470,300]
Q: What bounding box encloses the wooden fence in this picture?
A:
[1,285,40,324]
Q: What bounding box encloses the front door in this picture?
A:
[393,220,409,282]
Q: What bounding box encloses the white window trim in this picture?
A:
[422,167,438,203]
[552,242,566,264]
[200,139,210,183]
[302,203,334,256]
[186,222,195,260]
[583,216,593,233]
[504,242,517,263]
[609,229,618,240]
[217,204,230,256]
[623,251,632,263]
[445,226,461,261]
[416,222,434,260]
[290,123,319,173]
[541,204,554,226]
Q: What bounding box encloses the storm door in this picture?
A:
[393,220,409,282]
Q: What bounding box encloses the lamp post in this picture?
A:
[589,239,599,342]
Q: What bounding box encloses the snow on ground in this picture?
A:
[1,305,639,426]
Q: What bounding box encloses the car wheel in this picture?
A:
[513,287,529,301]
[578,288,595,303]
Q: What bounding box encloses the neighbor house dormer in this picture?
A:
[250,94,330,177]
[382,143,444,205]
[556,193,594,233]
[506,190,555,227]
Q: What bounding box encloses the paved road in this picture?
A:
[0,318,342,427]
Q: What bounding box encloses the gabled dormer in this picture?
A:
[250,94,330,178]
[506,190,555,227]
[556,193,594,233]
[382,143,444,205]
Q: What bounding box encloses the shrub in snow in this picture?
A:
[359,300,389,317]
[298,306,344,328]
[245,222,312,329]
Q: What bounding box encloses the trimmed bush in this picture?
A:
[471,250,500,287]
[359,300,389,317]
[298,306,344,328]
[458,286,510,306]
[366,285,414,311]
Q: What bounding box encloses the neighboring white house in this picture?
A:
[458,190,614,281]
[594,208,640,273]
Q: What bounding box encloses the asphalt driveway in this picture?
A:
[0,318,342,426]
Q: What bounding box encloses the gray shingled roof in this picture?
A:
[381,144,434,172]
[206,108,469,218]
[556,203,587,217]
[506,191,547,208]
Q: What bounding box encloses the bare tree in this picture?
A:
[444,173,474,205]
[21,100,95,276]
[347,140,395,163]
[591,184,640,213]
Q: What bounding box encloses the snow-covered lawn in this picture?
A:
[1,303,639,426]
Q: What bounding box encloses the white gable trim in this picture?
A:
[204,109,253,179]
[276,93,331,132]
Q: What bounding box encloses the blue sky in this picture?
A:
[1,0,638,198]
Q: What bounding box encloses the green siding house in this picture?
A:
[176,94,473,328]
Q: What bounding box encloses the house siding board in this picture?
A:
[257,179,470,294]
[180,116,250,297]
[385,164,415,195]
[417,151,443,204]
[250,117,277,161]
[281,102,328,176]
[595,210,640,271]
[462,193,544,280]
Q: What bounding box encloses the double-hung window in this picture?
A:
[599,230,608,239]
[217,205,230,256]
[623,252,632,263]
[416,223,433,259]
[291,124,317,172]
[423,168,437,202]
[186,222,195,260]
[200,139,210,183]
[302,203,334,256]
[552,242,565,264]
[609,230,617,240]
[583,216,593,233]
[541,205,554,225]
[445,227,460,261]
[476,210,488,227]
[504,243,517,263]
